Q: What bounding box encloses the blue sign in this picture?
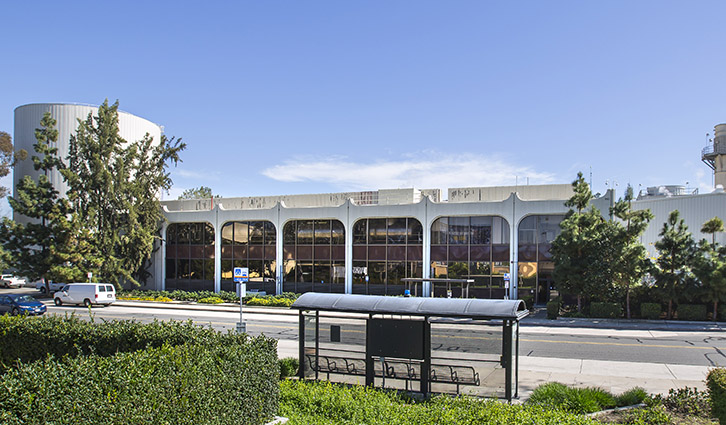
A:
[234,267,249,283]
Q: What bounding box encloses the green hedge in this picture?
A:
[640,303,661,320]
[676,304,707,321]
[719,304,726,321]
[708,368,726,424]
[0,338,279,425]
[0,314,237,368]
[546,299,560,320]
[589,302,621,319]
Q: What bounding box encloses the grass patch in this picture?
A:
[279,380,601,425]
[527,383,650,414]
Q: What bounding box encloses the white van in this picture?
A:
[53,283,116,307]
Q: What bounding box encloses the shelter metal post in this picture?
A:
[421,316,431,396]
[365,314,374,387]
[315,310,320,381]
[503,320,513,402]
[515,321,520,398]
[298,311,305,380]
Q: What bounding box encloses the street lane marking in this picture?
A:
[50,312,724,351]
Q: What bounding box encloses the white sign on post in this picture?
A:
[233,267,249,334]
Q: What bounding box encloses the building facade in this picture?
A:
[156,186,621,303]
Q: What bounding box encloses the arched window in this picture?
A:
[165,222,215,292]
[282,220,345,294]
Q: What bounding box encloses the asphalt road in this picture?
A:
[38,302,726,368]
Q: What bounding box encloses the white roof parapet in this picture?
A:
[448,184,574,203]
[162,188,432,212]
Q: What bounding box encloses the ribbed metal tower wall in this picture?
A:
[713,124,726,189]
[13,103,162,223]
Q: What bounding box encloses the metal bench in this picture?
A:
[306,354,480,393]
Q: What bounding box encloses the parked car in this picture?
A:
[53,283,116,307]
[0,294,47,316]
[36,280,66,294]
[1,275,26,289]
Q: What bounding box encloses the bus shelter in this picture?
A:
[291,293,529,401]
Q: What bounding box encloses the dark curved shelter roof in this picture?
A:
[292,293,529,321]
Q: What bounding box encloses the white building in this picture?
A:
[13,103,162,223]
[12,104,726,303]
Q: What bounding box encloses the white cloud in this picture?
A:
[175,169,219,180]
[261,152,557,192]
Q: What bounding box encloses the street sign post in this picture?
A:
[233,267,249,333]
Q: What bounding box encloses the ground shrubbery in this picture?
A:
[590,302,622,319]
[117,289,299,306]
[676,304,708,321]
[640,303,662,320]
[279,380,601,425]
[526,382,647,414]
[707,368,726,423]
[0,315,280,424]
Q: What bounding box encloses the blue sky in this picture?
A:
[2,1,725,206]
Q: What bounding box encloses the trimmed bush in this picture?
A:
[279,356,299,379]
[640,303,662,320]
[547,299,560,320]
[0,314,243,370]
[707,368,726,424]
[589,302,621,319]
[718,304,726,321]
[0,337,279,425]
[676,304,707,321]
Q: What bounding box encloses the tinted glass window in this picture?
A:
[98,286,106,292]
[107,285,114,292]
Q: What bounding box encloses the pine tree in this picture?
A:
[610,185,654,318]
[61,100,185,286]
[551,172,613,312]
[694,217,726,320]
[0,113,92,289]
[654,210,696,319]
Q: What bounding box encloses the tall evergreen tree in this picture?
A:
[693,217,726,320]
[551,172,613,312]
[610,185,654,318]
[654,210,696,319]
[61,100,185,286]
[0,113,92,288]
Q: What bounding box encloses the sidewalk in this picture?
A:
[109,299,726,332]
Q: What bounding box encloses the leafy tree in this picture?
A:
[0,113,92,289]
[654,210,696,319]
[610,185,654,318]
[0,131,28,199]
[551,172,613,312]
[178,186,218,200]
[61,100,186,287]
